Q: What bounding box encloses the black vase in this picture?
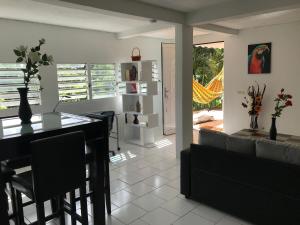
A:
[17,87,32,124]
[270,117,277,140]
[133,114,139,124]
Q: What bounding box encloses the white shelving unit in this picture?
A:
[121,60,159,147]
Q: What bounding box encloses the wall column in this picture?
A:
[175,24,193,157]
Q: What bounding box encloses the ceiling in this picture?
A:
[215,8,300,29]
[0,0,153,33]
[132,0,233,13]
[143,27,209,39]
[0,0,300,39]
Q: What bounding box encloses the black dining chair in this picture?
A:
[11,131,89,225]
[1,164,17,221]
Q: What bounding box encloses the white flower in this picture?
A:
[47,55,54,63]
[39,38,46,45]
[16,45,27,52]
[28,51,40,63]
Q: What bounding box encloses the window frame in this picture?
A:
[0,63,41,110]
[57,63,118,103]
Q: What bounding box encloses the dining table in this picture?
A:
[0,112,110,225]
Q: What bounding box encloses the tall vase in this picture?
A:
[270,117,277,140]
[250,114,258,130]
[17,87,32,124]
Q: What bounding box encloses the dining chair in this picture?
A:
[1,164,17,221]
[11,131,89,225]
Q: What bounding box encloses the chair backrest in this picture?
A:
[30,131,86,202]
[100,111,115,133]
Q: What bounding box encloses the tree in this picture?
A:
[193,45,224,111]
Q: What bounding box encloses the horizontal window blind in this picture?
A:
[90,64,116,99]
[0,64,40,110]
[57,64,89,102]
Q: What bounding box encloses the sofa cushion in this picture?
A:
[199,128,228,149]
[256,139,290,163]
[286,144,300,166]
[226,135,256,155]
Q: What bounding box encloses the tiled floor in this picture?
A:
[16,135,254,225]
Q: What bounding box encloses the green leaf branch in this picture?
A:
[13,38,53,88]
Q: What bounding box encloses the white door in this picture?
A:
[162,43,176,135]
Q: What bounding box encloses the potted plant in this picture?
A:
[270,88,293,140]
[242,82,266,130]
[13,38,53,123]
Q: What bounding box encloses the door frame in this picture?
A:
[161,42,176,135]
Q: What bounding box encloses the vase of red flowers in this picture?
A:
[270,88,293,140]
[242,82,266,130]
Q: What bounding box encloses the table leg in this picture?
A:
[0,166,9,225]
[104,155,111,214]
[91,138,106,225]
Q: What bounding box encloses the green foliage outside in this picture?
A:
[193,45,224,111]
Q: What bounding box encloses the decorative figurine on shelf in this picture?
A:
[129,65,137,81]
[136,100,141,113]
[133,114,139,124]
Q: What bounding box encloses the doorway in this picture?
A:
[161,43,176,135]
[192,42,224,143]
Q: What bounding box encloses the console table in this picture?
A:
[234,129,300,145]
[0,112,109,225]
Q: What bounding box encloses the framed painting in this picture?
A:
[248,42,271,74]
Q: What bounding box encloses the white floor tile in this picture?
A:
[143,175,169,188]
[151,185,179,200]
[124,182,156,196]
[166,178,180,190]
[161,197,197,217]
[112,203,146,224]
[110,179,129,193]
[111,190,138,207]
[132,193,165,211]
[119,173,146,185]
[141,208,179,225]
[192,203,226,223]
[129,219,150,225]
[173,212,214,225]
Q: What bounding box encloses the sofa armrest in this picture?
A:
[180,148,191,197]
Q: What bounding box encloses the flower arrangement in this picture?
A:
[242,82,266,116]
[13,38,53,88]
[272,88,293,118]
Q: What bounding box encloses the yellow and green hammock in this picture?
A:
[193,68,224,104]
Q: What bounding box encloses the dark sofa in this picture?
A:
[181,143,300,225]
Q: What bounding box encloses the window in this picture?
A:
[57,63,117,102]
[57,64,89,102]
[90,64,116,99]
[0,64,40,110]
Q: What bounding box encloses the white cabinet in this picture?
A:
[121,60,159,147]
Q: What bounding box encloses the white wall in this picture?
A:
[0,19,164,137]
[194,21,300,136]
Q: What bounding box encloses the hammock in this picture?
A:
[193,68,224,104]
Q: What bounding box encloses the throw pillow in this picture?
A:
[226,135,256,155]
[199,128,228,149]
